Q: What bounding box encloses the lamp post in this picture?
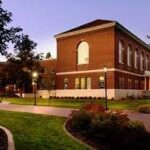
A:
[104,67,108,110]
[32,71,38,106]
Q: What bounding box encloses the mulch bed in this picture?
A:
[65,119,108,150]
[0,129,8,150]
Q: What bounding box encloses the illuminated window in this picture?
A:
[75,78,80,89]
[77,41,89,64]
[87,77,91,89]
[119,41,124,64]
[74,77,91,89]
[81,77,86,89]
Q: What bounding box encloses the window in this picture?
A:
[99,76,105,88]
[75,77,91,89]
[127,46,132,66]
[140,52,144,70]
[75,78,80,89]
[77,41,89,64]
[64,78,68,89]
[146,55,149,70]
[128,78,132,89]
[135,79,138,89]
[87,77,91,89]
[119,41,124,64]
[134,50,139,69]
[119,77,125,89]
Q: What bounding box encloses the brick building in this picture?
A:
[54,19,150,99]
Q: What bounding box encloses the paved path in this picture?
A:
[0,103,73,117]
[0,103,150,132]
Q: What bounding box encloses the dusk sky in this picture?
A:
[1,0,150,61]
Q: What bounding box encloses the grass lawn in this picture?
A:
[0,110,89,150]
[1,97,150,110]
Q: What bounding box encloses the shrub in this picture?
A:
[70,110,92,132]
[69,105,150,150]
[138,105,150,114]
[89,111,129,142]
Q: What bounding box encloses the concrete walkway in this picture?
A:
[0,103,150,132]
[0,103,73,117]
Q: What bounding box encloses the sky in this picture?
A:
[0,0,150,61]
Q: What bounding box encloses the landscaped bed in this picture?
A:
[0,110,89,150]
[0,128,8,150]
[65,103,150,150]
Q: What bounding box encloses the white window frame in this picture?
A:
[119,41,124,64]
[77,41,89,65]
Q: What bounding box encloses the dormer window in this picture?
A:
[77,41,89,65]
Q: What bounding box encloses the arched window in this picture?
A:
[140,52,144,70]
[146,55,149,70]
[119,41,124,64]
[127,45,132,66]
[134,49,138,69]
[77,41,89,65]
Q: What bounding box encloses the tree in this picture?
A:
[40,68,55,98]
[5,34,43,93]
[0,0,22,56]
[46,52,51,59]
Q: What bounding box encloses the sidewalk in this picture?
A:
[0,102,150,132]
[0,103,73,117]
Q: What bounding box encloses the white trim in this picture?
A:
[56,68,145,77]
[55,22,116,39]
[56,68,115,75]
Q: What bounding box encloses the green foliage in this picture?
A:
[45,52,51,59]
[138,105,150,113]
[70,103,150,150]
[0,0,22,56]
[4,35,43,92]
[71,110,93,131]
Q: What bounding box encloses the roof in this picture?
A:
[0,62,7,65]
[58,19,114,35]
[54,19,150,50]
[39,59,57,70]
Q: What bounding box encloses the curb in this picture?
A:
[63,119,95,150]
[0,126,15,150]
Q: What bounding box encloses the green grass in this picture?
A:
[2,97,150,110]
[0,111,89,150]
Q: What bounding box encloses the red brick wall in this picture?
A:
[56,27,115,73]
[115,28,150,74]
[56,71,115,89]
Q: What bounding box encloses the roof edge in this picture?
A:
[116,22,150,50]
[54,22,116,39]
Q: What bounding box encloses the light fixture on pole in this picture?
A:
[103,67,108,110]
[32,71,38,106]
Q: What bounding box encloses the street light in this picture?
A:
[32,71,38,106]
[104,67,108,110]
